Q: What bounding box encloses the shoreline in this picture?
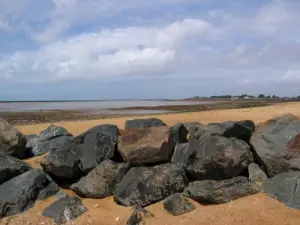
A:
[0,99,284,126]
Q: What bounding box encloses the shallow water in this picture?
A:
[0,100,215,113]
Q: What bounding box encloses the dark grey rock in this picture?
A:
[170,123,189,144]
[80,129,118,174]
[0,154,31,184]
[126,206,154,225]
[163,193,195,216]
[40,142,84,180]
[26,125,73,157]
[125,118,167,130]
[73,124,119,144]
[250,114,300,177]
[208,120,255,142]
[172,135,254,180]
[0,169,59,218]
[25,134,37,144]
[118,127,175,166]
[183,122,222,140]
[184,176,260,204]
[43,196,87,224]
[71,160,130,198]
[0,117,27,159]
[248,163,267,187]
[114,163,188,207]
[263,171,300,209]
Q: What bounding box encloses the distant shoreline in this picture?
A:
[0,98,289,125]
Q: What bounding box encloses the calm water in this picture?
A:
[0,100,215,114]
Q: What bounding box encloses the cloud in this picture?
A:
[0,19,212,82]
[1,0,300,98]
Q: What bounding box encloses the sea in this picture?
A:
[0,100,214,114]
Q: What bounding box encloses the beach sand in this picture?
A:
[2,102,300,225]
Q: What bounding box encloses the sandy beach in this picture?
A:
[2,102,300,225]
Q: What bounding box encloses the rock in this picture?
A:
[178,120,255,142]
[184,176,260,204]
[40,142,84,180]
[125,118,166,130]
[26,125,73,157]
[43,196,87,224]
[250,114,300,177]
[126,206,154,225]
[0,117,27,158]
[171,123,189,144]
[73,124,119,144]
[0,169,59,218]
[71,160,130,198]
[79,125,119,174]
[163,193,195,216]
[25,134,37,144]
[0,154,31,184]
[208,120,255,142]
[118,127,176,166]
[172,135,254,180]
[263,171,300,209]
[114,163,188,207]
[248,163,267,187]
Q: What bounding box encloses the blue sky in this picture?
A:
[0,0,300,100]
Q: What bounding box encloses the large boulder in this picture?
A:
[263,171,300,210]
[71,160,130,198]
[73,124,119,144]
[172,135,254,180]
[124,118,166,130]
[250,114,300,177]
[0,117,27,158]
[78,125,119,174]
[40,142,84,181]
[0,169,59,218]
[43,196,87,224]
[184,176,260,204]
[176,120,255,142]
[26,125,73,157]
[114,163,188,207]
[118,127,176,166]
[0,154,31,184]
[163,193,195,216]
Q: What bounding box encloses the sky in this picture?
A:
[0,0,300,100]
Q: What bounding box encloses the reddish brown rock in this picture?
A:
[118,127,175,165]
[287,134,300,154]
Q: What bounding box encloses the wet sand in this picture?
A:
[2,102,300,225]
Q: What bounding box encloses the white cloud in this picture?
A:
[0,19,211,82]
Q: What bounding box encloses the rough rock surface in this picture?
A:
[125,118,167,130]
[80,127,119,174]
[126,206,154,225]
[248,163,267,186]
[0,154,31,184]
[172,135,254,180]
[114,163,188,207]
[0,117,27,158]
[71,160,130,198]
[178,120,255,142]
[250,114,300,177]
[163,193,195,216]
[73,124,119,144]
[26,125,73,157]
[118,127,176,165]
[208,120,255,142]
[40,142,84,180]
[263,171,300,209]
[0,169,59,218]
[43,196,87,224]
[184,176,260,204]
[171,123,189,144]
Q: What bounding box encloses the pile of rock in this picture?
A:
[1,115,300,224]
